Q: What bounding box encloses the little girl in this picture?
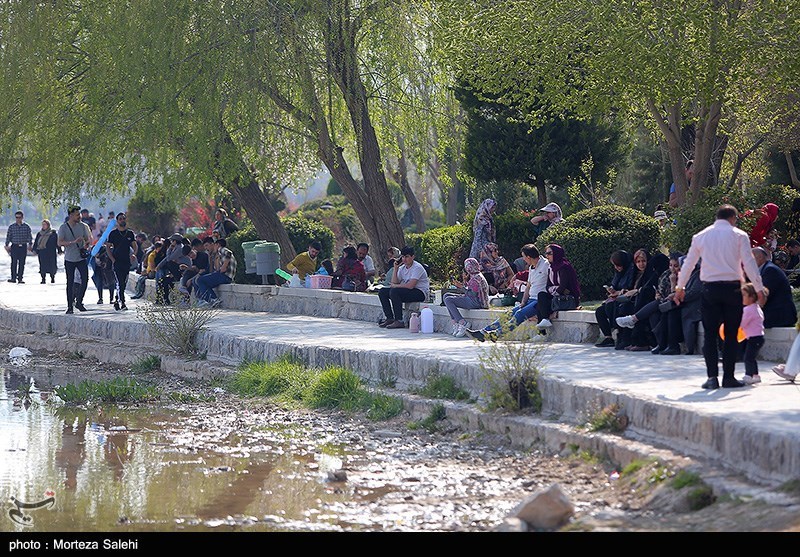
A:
[740,283,768,385]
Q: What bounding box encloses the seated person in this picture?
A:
[467,244,549,342]
[382,246,401,287]
[317,259,334,275]
[286,240,322,281]
[356,243,377,284]
[179,237,212,298]
[617,251,669,351]
[751,246,797,328]
[479,242,514,295]
[534,244,581,329]
[331,245,367,291]
[194,238,237,307]
[594,250,635,348]
[444,257,490,337]
[156,244,192,305]
[131,241,164,299]
[378,246,429,329]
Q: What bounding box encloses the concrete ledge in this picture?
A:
[128,273,796,361]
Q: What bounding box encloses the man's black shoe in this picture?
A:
[595,337,615,348]
[722,377,745,388]
[114,301,120,311]
[660,347,681,356]
[465,329,486,342]
[65,308,73,314]
[701,377,720,390]
[17,280,24,284]
[75,304,87,312]
[7,278,15,283]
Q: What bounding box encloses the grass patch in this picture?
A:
[366,393,404,421]
[778,479,800,495]
[621,459,648,476]
[670,469,703,489]
[408,403,447,433]
[130,355,161,374]
[228,357,309,399]
[167,391,215,403]
[304,366,368,411]
[54,377,160,404]
[414,373,471,401]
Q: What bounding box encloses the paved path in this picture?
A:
[1,251,799,484]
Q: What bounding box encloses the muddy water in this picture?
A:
[0,367,399,532]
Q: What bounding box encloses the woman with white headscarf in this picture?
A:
[530,202,563,240]
[469,199,497,260]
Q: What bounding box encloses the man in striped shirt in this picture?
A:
[5,211,33,283]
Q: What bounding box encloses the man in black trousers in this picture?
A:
[674,205,766,389]
[5,211,32,283]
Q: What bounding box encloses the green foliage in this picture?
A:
[662,184,800,253]
[478,322,546,412]
[228,357,307,398]
[127,190,179,240]
[495,209,539,262]
[406,223,472,281]
[167,391,215,403]
[130,355,161,374]
[282,215,335,262]
[670,470,703,490]
[365,393,404,421]
[54,377,160,404]
[304,366,368,412]
[538,205,660,300]
[621,459,647,476]
[296,203,368,252]
[408,403,447,433]
[686,485,716,511]
[415,372,471,401]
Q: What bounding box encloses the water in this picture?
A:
[0,367,371,532]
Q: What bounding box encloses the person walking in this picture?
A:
[5,210,33,283]
[57,205,92,314]
[105,212,136,311]
[674,204,766,389]
[32,219,60,283]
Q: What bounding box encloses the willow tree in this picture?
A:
[434,0,800,206]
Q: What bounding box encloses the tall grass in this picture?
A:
[54,377,160,404]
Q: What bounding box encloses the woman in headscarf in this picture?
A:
[331,245,367,291]
[469,199,497,260]
[382,246,401,286]
[32,219,60,283]
[746,202,779,248]
[618,251,670,351]
[535,244,581,329]
[594,250,635,347]
[444,257,490,337]
[479,242,514,295]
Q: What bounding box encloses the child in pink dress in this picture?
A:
[740,283,768,385]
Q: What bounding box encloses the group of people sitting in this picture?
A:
[130,233,237,307]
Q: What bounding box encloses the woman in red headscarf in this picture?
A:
[746,203,779,248]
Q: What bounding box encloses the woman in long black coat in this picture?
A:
[32,219,60,283]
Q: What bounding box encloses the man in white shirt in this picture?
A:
[356,243,376,283]
[675,204,766,389]
[467,244,550,342]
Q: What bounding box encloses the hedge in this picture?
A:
[537,205,660,300]
[662,184,800,254]
[406,223,472,281]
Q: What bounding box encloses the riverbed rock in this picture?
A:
[493,517,528,532]
[509,483,574,530]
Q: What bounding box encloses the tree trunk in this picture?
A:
[690,101,722,198]
[446,156,462,226]
[325,0,406,256]
[786,151,800,189]
[395,134,425,233]
[535,178,547,207]
[726,137,765,190]
[230,175,296,267]
[648,99,688,206]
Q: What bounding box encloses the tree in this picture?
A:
[455,82,625,207]
[434,0,800,206]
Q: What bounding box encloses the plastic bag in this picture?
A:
[784,334,800,375]
[288,273,303,288]
[8,347,31,366]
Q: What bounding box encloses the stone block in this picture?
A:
[510,483,574,530]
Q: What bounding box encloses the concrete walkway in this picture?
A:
[1,254,800,487]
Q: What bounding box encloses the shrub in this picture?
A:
[304,366,369,411]
[414,372,471,401]
[406,223,472,281]
[136,300,220,357]
[228,357,307,398]
[538,205,660,300]
[662,184,800,254]
[494,209,540,264]
[282,215,335,261]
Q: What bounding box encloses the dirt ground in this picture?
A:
[6,345,800,532]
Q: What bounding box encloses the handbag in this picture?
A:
[341,276,356,292]
[551,294,577,311]
[659,299,676,313]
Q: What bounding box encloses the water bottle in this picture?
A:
[420,306,434,334]
[409,312,421,333]
[305,274,312,288]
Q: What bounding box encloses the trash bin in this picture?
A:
[241,241,264,274]
[254,242,280,276]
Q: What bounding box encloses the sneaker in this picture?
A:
[595,337,615,348]
[17,280,24,284]
[194,300,210,308]
[97,298,103,304]
[65,307,73,314]
[615,315,636,329]
[7,278,15,283]
[210,298,222,308]
[454,323,468,338]
[742,374,761,385]
[120,303,128,311]
[465,329,486,342]
[537,319,553,329]
[772,364,796,382]
[75,304,87,312]
[113,301,120,311]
